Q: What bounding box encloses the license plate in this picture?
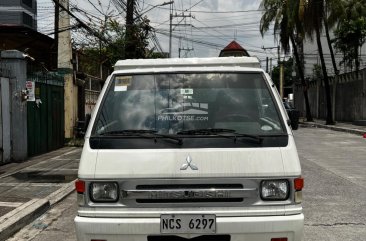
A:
[160,214,216,234]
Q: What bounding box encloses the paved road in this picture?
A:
[296,127,366,240]
[8,127,366,241]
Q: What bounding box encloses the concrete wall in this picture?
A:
[294,68,366,122]
[0,50,28,162]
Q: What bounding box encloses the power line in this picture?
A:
[141,3,261,14]
[52,0,112,44]
[156,29,225,48]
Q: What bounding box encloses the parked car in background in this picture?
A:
[283,101,299,130]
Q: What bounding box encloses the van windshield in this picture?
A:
[92,73,285,136]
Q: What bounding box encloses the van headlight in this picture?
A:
[90,182,119,202]
[260,180,289,201]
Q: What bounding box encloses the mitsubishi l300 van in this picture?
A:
[75,57,304,241]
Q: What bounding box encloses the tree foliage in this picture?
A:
[125,17,152,59]
[334,0,366,71]
[259,0,313,121]
[76,16,155,77]
[271,57,295,88]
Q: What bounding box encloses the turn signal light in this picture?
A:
[294,177,304,191]
[75,179,85,193]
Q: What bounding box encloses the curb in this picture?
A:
[300,122,366,136]
[0,181,75,241]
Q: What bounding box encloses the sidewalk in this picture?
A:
[0,147,82,241]
[300,118,366,136]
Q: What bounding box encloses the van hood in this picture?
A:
[91,148,285,179]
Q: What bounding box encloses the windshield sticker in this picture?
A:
[115,76,132,91]
[157,102,209,122]
[180,88,193,95]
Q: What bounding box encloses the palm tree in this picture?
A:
[304,0,335,125]
[323,0,342,75]
[260,0,313,121]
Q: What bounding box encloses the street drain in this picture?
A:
[11,171,77,183]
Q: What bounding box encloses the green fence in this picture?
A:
[27,72,64,157]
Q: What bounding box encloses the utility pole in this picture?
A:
[279,62,284,98]
[125,0,135,59]
[57,0,77,139]
[269,58,273,77]
[170,12,192,58]
[262,45,284,98]
[169,3,173,58]
[278,45,284,99]
[54,0,59,66]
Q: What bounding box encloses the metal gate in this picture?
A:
[27,73,64,157]
[0,76,11,164]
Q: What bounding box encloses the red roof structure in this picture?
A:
[219,40,250,57]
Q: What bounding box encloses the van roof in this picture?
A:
[114,57,261,71]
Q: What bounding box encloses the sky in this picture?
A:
[37,0,281,67]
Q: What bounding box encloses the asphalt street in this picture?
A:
[297,126,366,240]
[7,127,366,241]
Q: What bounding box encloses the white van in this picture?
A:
[75,57,304,241]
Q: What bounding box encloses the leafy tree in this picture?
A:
[76,16,155,77]
[125,17,152,59]
[260,0,313,121]
[271,57,295,89]
[334,0,366,72]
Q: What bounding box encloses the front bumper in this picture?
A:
[75,214,304,241]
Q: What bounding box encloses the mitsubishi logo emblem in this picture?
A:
[180,155,198,170]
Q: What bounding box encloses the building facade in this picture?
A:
[0,0,37,30]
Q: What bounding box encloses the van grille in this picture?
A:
[136,198,243,203]
[122,183,256,204]
[136,184,243,189]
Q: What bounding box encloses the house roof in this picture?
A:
[223,40,245,51]
[219,40,250,57]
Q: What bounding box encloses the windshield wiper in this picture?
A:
[100,129,157,135]
[224,132,263,144]
[177,128,263,144]
[99,129,183,145]
[177,128,236,135]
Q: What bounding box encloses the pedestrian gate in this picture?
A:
[27,73,64,157]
